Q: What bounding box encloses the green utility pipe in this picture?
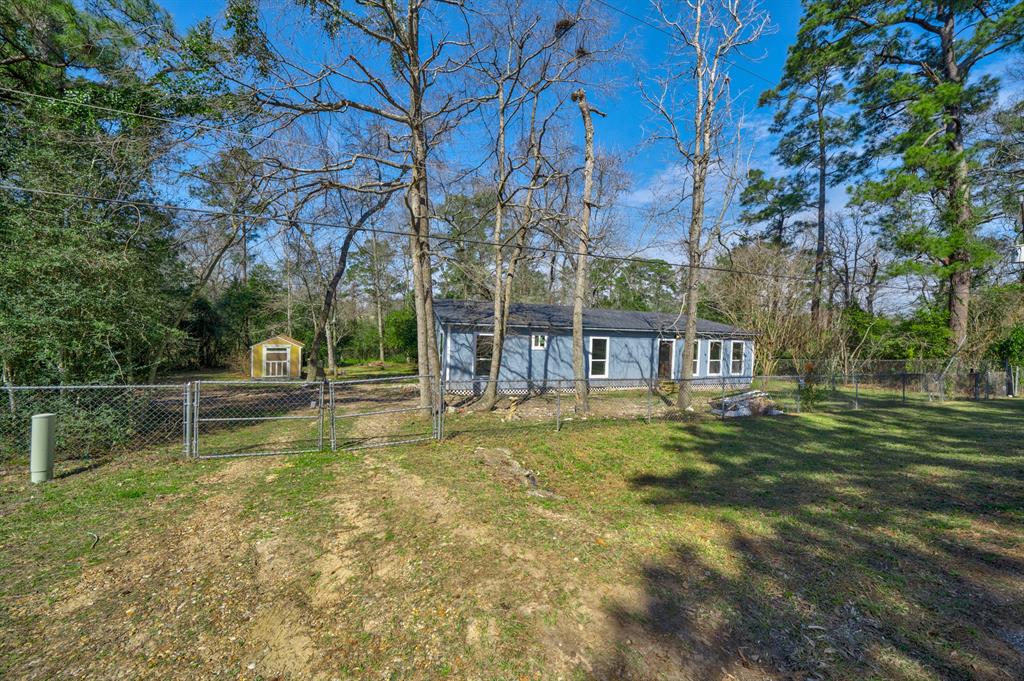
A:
[30,413,55,484]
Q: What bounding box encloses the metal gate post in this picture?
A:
[183,382,192,459]
[317,381,325,451]
[901,373,907,404]
[192,381,201,458]
[720,378,726,421]
[854,373,860,409]
[329,381,337,451]
[430,375,437,441]
[555,380,562,432]
[436,374,444,441]
[437,375,445,441]
[646,377,652,424]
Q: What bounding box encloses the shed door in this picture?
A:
[264,347,290,377]
[658,340,674,380]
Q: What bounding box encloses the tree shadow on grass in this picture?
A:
[594,401,1024,680]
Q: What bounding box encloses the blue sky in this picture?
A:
[593,1,803,189]
[161,0,803,192]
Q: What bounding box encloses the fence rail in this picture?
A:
[0,366,1018,465]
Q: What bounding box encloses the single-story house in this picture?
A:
[250,334,304,379]
[434,299,755,392]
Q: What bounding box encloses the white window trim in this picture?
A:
[730,340,745,375]
[263,344,291,377]
[588,336,610,378]
[657,338,676,379]
[475,333,494,377]
[691,339,700,377]
[706,340,723,377]
[530,334,548,350]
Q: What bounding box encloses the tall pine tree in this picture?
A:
[760,11,859,325]
[801,1,1024,350]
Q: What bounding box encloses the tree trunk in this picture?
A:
[677,40,713,409]
[571,88,599,414]
[3,360,15,413]
[405,7,441,408]
[481,86,508,410]
[376,294,385,363]
[409,226,429,399]
[485,137,544,409]
[369,233,387,364]
[677,184,704,409]
[306,195,390,380]
[285,253,294,337]
[147,219,245,383]
[811,92,827,328]
[941,10,972,352]
[325,317,336,374]
[241,221,252,349]
[306,228,358,379]
[407,133,440,405]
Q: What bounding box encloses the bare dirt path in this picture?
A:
[4,447,631,680]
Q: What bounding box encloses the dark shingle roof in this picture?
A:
[434,299,754,337]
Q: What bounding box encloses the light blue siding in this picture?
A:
[441,324,754,386]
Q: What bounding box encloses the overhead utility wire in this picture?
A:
[591,0,803,96]
[0,85,668,215]
[0,86,333,154]
[3,182,925,294]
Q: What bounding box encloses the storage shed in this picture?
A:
[250,335,304,379]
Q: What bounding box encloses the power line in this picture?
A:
[0,84,677,215]
[591,0,848,118]
[2,182,925,294]
[592,0,779,86]
[0,85,335,155]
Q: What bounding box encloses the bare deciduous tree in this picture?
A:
[642,0,770,408]
[571,87,604,413]
[473,2,590,410]
[214,0,484,406]
[705,242,815,376]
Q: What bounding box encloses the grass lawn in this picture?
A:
[160,360,418,383]
[1,400,1022,679]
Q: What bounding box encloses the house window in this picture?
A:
[589,337,609,378]
[531,334,547,350]
[475,333,493,377]
[707,340,723,376]
[731,341,744,375]
[691,340,699,376]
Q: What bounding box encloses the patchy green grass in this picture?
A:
[161,367,250,381]
[162,360,418,383]
[1,400,1022,680]
[328,359,418,380]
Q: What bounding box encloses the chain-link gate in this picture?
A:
[185,375,442,459]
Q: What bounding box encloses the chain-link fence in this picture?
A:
[0,376,441,464]
[440,367,1021,435]
[0,384,187,464]
[185,375,439,458]
[0,366,1018,466]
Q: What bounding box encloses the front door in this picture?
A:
[264,348,290,378]
[658,340,674,380]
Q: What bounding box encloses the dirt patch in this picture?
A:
[477,446,558,498]
[249,603,321,680]
[308,498,380,607]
